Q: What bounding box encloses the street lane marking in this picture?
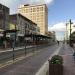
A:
[0,53,33,68]
[35,44,62,75]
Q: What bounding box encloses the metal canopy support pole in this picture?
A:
[33,34,35,53]
[24,25,26,55]
[25,38,26,55]
[35,35,37,52]
[13,14,18,61]
[12,40,15,61]
[12,27,16,61]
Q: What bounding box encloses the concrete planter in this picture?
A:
[49,55,63,75]
[49,64,63,75]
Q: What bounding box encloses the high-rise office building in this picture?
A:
[18,4,48,35]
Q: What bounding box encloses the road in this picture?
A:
[0,45,49,64]
[0,44,60,75]
[0,45,34,64]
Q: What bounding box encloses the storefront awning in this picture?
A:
[0,29,4,32]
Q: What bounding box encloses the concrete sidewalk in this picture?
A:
[60,44,75,75]
[63,54,75,75]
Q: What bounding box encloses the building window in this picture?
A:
[33,8,36,12]
[25,9,28,13]
[40,7,43,11]
[37,7,39,11]
[30,8,32,12]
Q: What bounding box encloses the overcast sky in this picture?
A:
[0,0,75,40]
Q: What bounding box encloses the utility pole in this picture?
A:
[66,23,69,44]
[66,23,68,43]
[69,19,73,46]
